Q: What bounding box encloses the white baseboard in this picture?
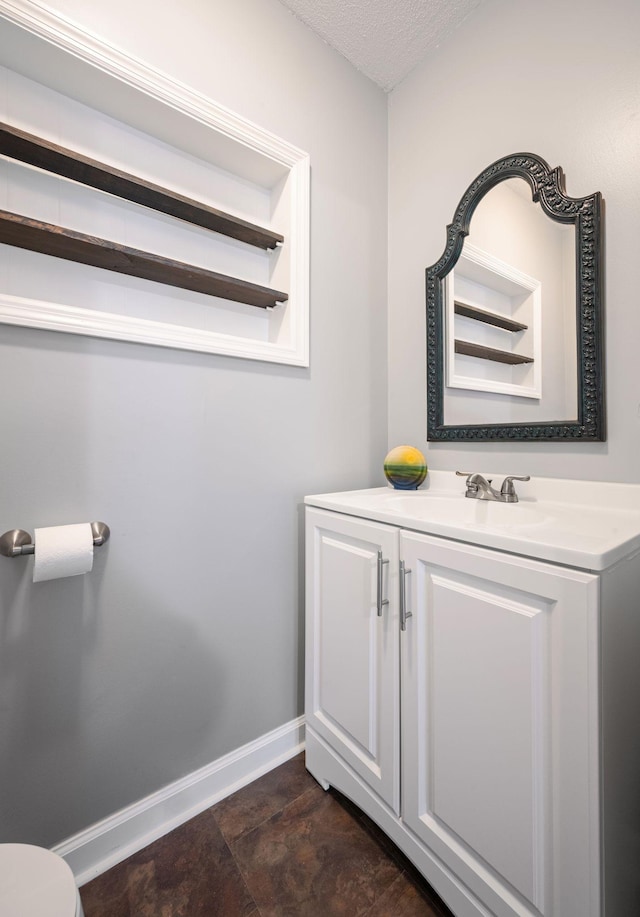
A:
[53,716,305,886]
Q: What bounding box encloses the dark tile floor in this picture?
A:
[80,753,454,916]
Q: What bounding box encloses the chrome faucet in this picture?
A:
[456,471,531,504]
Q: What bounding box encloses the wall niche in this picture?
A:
[0,4,310,366]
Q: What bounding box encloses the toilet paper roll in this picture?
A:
[33,523,94,583]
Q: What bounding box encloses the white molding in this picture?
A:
[459,243,540,292]
[0,0,307,167]
[0,293,310,365]
[0,0,310,366]
[446,243,541,399]
[52,716,305,887]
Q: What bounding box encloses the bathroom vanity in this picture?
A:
[305,473,640,917]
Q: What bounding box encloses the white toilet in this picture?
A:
[0,844,84,916]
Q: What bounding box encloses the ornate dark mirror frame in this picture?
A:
[426,153,605,442]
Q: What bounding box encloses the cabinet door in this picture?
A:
[400,531,600,917]
[306,508,400,812]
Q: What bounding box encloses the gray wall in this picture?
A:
[4,0,639,852]
[0,0,388,845]
[388,0,640,481]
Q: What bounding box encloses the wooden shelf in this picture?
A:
[455,340,534,365]
[454,301,528,332]
[0,210,287,309]
[0,121,283,251]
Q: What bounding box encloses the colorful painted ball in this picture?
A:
[383,445,428,490]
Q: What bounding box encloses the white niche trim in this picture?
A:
[445,243,542,399]
[0,0,310,366]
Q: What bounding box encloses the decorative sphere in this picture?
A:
[383,445,428,490]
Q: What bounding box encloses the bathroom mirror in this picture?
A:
[426,153,604,441]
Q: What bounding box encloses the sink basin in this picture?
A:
[305,473,640,570]
[381,494,548,529]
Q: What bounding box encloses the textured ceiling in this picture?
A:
[276,0,483,92]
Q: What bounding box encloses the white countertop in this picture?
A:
[305,472,640,571]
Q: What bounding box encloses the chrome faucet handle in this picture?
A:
[456,471,493,484]
[456,471,478,495]
[456,471,493,497]
[500,475,531,498]
[456,471,492,484]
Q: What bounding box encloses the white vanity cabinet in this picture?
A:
[305,482,640,917]
[305,510,401,813]
[400,531,599,917]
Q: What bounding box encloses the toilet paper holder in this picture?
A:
[0,522,110,557]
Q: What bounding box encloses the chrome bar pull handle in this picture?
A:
[400,560,413,631]
[376,550,389,616]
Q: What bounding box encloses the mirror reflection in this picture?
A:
[444,178,577,426]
